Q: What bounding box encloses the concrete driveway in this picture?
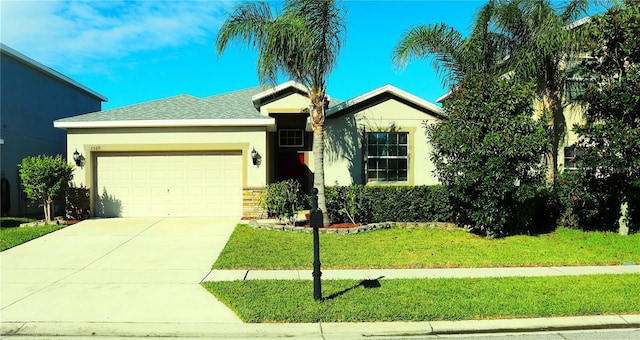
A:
[0,218,242,327]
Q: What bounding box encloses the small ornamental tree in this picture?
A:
[427,73,549,237]
[18,155,74,223]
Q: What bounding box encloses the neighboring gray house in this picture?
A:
[1,43,107,217]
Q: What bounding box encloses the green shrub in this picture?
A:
[554,170,628,232]
[18,154,74,224]
[325,185,452,224]
[260,180,307,223]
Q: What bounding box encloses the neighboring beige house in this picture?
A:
[54,81,445,218]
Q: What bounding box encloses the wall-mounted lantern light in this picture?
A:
[250,147,262,167]
[73,149,86,168]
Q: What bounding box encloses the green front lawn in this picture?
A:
[203,274,640,322]
[0,217,65,251]
[213,225,639,269]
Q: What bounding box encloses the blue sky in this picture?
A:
[2,1,489,110]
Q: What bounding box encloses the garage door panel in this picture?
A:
[95,153,241,217]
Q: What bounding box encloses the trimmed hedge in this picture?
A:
[325,185,453,224]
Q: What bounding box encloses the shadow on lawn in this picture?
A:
[323,276,384,301]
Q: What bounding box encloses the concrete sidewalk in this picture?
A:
[203,264,640,281]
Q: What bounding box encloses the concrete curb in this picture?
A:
[2,315,638,338]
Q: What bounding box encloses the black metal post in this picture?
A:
[310,188,323,301]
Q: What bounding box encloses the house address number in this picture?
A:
[90,146,101,151]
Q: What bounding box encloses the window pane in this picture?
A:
[398,133,408,144]
[389,133,398,144]
[399,170,408,182]
[367,170,377,182]
[368,145,377,157]
[398,146,407,156]
[389,145,397,156]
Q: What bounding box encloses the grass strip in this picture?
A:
[213,225,640,269]
[1,218,64,251]
[203,274,640,323]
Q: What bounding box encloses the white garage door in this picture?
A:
[95,152,242,217]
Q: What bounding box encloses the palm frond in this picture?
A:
[561,0,591,23]
[392,23,468,86]
[215,2,273,56]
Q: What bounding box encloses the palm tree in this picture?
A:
[216,0,346,225]
[392,1,507,88]
[393,0,591,177]
[490,0,591,177]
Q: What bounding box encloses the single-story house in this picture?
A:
[54,81,445,218]
[1,43,107,217]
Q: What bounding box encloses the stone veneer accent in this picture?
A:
[243,186,266,218]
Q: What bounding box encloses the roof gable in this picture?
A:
[251,80,309,109]
[327,84,445,119]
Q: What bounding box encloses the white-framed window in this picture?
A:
[366,132,408,182]
[564,145,583,170]
[279,129,304,147]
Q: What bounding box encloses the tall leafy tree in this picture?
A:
[216,0,346,225]
[393,0,591,176]
[427,74,549,237]
[574,1,640,235]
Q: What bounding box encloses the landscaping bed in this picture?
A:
[248,219,459,234]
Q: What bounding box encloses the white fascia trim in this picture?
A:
[329,84,444,116]
[1,43,108,102]
[565,16,591,30]
[251,80,309,104]
[54,118,277,129]
[436,91,452,103]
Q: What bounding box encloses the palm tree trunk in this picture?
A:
[312,123,330,226]
[541,87,565,181]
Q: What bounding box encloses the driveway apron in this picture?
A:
[0,218,242,324]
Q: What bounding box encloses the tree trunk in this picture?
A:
[541,91,565,181]
[43,198,52,224]
[618,200,629,236]
[313,124,330,226]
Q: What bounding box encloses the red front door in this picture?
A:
[277,152,306,188]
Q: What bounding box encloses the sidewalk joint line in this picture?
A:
[243,270,249,280]
[199,269,213,284]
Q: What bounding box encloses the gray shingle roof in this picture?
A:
[56,86,270,123]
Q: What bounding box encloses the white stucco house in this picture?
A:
[54,81,444,218]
